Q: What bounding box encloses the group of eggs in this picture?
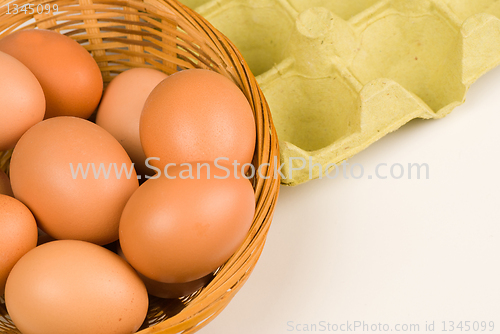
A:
[0,29,257,334]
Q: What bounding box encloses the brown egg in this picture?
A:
[10,117,139,245]
[120,163,255,283]
[117,245,213,299]
[96,68,168,177]
[5,240,148,334]
[0,194,38,295]
[140,69,256,170]
[0,170,14,197]
[0,29,103,119]
[0,51,45,151]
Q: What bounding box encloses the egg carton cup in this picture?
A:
[180,0,500,186]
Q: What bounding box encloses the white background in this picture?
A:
[201,65,500,333]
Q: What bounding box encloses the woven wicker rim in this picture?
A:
[0,0,280,333]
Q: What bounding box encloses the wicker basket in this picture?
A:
[0,0,280,332]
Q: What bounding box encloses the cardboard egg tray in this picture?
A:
[179,0,500,186]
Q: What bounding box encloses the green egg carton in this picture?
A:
[180,0,500,186]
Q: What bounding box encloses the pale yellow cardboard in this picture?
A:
[180,0,500,185]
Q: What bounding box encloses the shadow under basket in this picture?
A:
[0,0,281,332]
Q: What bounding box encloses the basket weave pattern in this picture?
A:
[0,0,280,332]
